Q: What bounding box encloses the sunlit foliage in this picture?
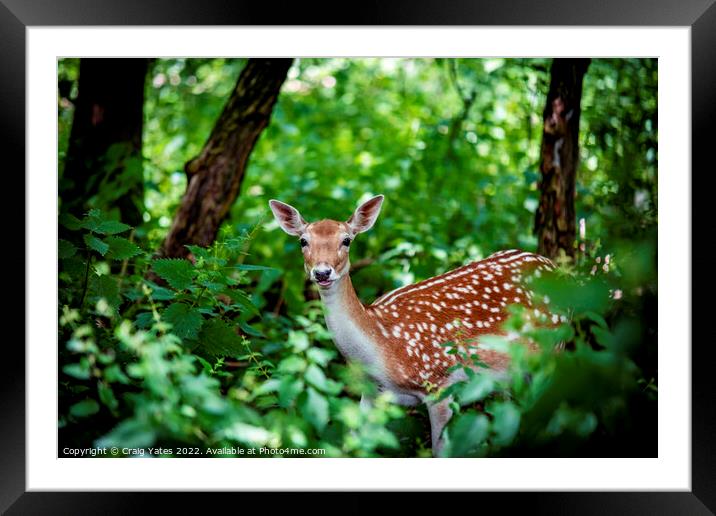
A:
[58,58,657,457]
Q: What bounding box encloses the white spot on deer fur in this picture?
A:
[481,303,488,309]
[552,314,559,323]
[433,352,440,358]
[463,320,473,329]
[414,332,421,340]
[392,326,401,337]
[408,323,415,329]
[477,321,483,328]
[445,323,453,331]
[442,361,449,367]
[491,307,500,313]
[514,297,521,303]
[485,287,492,293]
[392,312,399,318]
[430,324,437,332]
[422,353,429,362]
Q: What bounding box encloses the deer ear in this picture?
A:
[347,195,384,234]
[269,200,307,236]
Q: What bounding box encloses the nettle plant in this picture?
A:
[58,210,407,457]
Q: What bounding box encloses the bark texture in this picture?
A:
[62,58,149,226]
[162,58,293,258]
[534,58,590,259]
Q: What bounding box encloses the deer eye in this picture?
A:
[342,237,351,247]
[299,238,308,248]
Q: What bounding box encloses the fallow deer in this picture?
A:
[269,195,559,456]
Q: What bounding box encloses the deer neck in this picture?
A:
[318,275,387,380]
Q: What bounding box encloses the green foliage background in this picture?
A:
[58,58,657,457]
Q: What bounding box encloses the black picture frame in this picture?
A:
[3,0,710,512]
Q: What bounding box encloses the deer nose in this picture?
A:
[313,268,332,282]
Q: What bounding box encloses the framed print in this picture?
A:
[3,0,712,512]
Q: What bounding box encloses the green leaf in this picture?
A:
[69,399,100,418]
[304,364,331,393]
[195,355,213,374]
[457,374,495,405]
[225,289,260,318]
[63,362,90,380]
[252,378,281,397]
[445,412,490,457]
[218,422,273,448]
[89,274,121,308]
[152,258,195,291]
[97,382,119,412]
[198,319,243,357]
[58,239,77,259]
[95,220,132,235]
[79,210,103,232]
[135,312,155,329]
[277,355,307,374]
[185,245,211,260]
[145,281,175,301]
[491,402,521,447]
[162,303,204,340]
[306,347,336,367]
[583,311,608,329]
[84,234,109,256]
[278,376,304,407]
[299,387,329,432]
[59,212,83,230]
[288,331,310,352]
[105,236,143,260]
[104,364,130,384]
[239,322,264,338]
[233,264,278,272]
[95,418,156,449]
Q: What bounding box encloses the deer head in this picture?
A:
[268,195,384,289]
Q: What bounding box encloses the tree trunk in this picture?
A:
[61,58,149,226]
[161,58,293,259]
[534,58,590,259]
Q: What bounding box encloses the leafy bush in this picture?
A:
[58,209,656,458]
[58,58,657,458]
[59,210,410,457]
